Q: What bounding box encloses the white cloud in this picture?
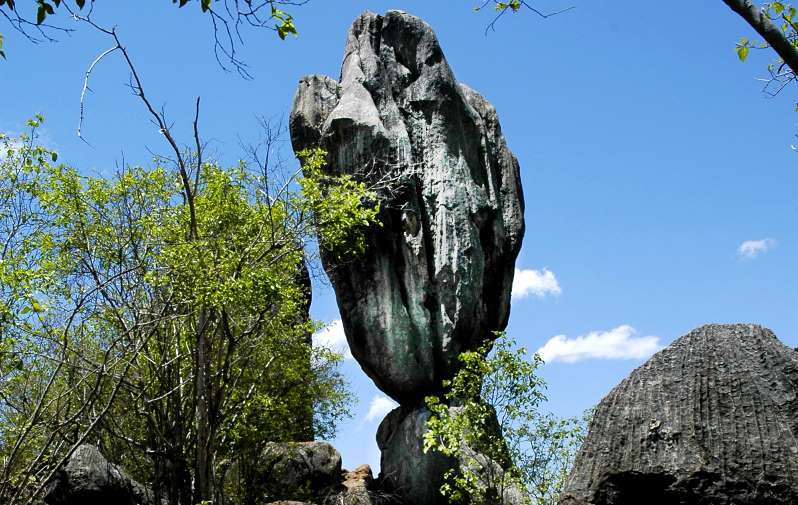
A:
[536,325,661,364]
[312,319,352,359]
[365,395,398,423]
[512,268,562,300]
[738,238,776,259]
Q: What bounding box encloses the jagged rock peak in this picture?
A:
[560,323,798,505]
[290,10,525,403]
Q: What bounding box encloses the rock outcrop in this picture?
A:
[560,323,798,505]
[376,405,456,504]
[44,444,161,505]
[290,10,524,403]
[257,442,343,502]
[290,10,525,504]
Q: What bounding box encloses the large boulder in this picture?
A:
[44,444,160,505]
[560,323,798,505]
[256,442,343,502]
[289,10,524,403]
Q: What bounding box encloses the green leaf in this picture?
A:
[51,152,57,162]
[76,0,85,8]
[737,45,750,61]
[774,1,786,13]
[36,4,46,24]
[201,0,211,11]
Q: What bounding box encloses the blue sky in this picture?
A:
[2,1,798,472]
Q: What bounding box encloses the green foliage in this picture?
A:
[297,148,381,260]
[424,334,589,505]
[495,1,523,13]
[0,118,376,504]
[735,2,798,106]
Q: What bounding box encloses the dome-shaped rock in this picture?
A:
[560,323,798,505]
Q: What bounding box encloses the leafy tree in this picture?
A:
[0,118,379,505]
[423,334,589,505]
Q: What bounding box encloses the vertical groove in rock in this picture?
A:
[560,323,798,505]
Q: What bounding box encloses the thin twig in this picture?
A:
[78,45,120,144]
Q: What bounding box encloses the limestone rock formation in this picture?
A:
[376,405,455,504]
[290,9,524,403]
[377,404,525,505]
[257,442,343,502]
[44,444,161,505]
[339,464,375,504]
[560,323,798,505]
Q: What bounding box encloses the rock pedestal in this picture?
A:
[560,323,798,505]
[290,10,525,504]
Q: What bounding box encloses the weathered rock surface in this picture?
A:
[44,444,161,505]
[257,442,343,502]
[377,405,455,505]
[327,464,376,505]
[290,9,524,402]
[560,323,798,505]
[377,404,526,505]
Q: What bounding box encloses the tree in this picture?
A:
[722,2,798,118]
[0,116,378,505]
[724,1,798,75]
[423,334,589,505]
[0,0,305,75]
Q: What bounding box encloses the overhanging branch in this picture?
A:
[723,0,798,75]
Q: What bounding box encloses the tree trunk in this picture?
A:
[195,309,213,504]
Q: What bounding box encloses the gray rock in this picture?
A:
[44,444,161,505]
[377,405,526,505]
[326,464,376,505]
[377,405,455,505]
[258,442,342,502]
[560,323,798,505]
[289,10,524,403]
